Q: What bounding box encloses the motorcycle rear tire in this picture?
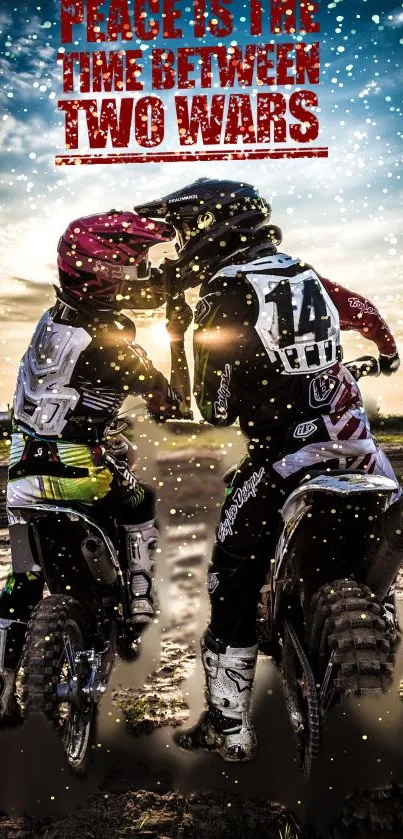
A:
[306,579,396,698]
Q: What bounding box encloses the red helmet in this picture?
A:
[57,210,175,309]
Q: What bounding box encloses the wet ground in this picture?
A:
[0,442,403,836]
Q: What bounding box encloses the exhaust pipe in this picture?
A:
[81,536,117,585]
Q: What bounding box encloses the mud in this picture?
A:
[0,442,403,837]
[0,790,298,839]
[0,474,298,838]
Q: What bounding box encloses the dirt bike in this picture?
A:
[257,357,403,777]
[3,424,145,772]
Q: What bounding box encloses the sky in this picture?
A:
[0,0,402,415]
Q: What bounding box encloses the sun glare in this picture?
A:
[149,320,171,348]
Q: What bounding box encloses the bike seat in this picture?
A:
[8,499,111,531]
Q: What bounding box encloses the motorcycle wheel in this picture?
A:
[306,579,395,700]
[282,620,321,778]
[326,784,403,837]
[18,594,95,773]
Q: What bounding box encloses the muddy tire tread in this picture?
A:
[307,579,395,698]
[19,594,87,718]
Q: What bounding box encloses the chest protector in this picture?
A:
[14,311,91,436]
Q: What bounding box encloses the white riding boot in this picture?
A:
[174,633,258,761]
[123,521,160,624]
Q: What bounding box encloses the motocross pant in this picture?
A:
[207,408,401,647]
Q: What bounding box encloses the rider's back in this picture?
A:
[194,250,361,438]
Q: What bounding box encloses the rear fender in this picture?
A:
[8,504,123,596]
[272,473,398,610]
[358,496,403,600]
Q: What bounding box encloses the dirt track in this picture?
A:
[1,440,403,837]
[0,445,301,838]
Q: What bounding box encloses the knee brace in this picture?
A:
[123,521,159,621]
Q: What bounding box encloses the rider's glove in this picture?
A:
[148,385,185,423]
[166,292,193,341]
[379,352,400,376]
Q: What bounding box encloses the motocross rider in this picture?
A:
[135,178,401,762]
[0,210,183,716]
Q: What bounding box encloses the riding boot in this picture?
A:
[123,521,160,624]
[174,630,258,761]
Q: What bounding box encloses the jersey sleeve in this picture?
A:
[119,338,174,414]
[320,277,397,357]
[193,276,247,426]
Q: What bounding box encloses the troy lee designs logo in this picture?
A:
[293,421,318,439]
[207,571,220,593]
[348,297,376,315]
[214,363,232,421]
[218,467,265,542]
[309,373,340,408]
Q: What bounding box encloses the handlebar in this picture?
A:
[105,418,131,436]
[110,356,380,433]
[344,355,380,382]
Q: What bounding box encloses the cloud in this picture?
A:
[0,113,63,155]
[0,276,54,321]
[0,11,12,31]
[386,11,403,27]
[0,11,61,110]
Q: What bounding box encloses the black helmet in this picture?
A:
[134,178,282,290]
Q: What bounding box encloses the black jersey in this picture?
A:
[193,251,396,439]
